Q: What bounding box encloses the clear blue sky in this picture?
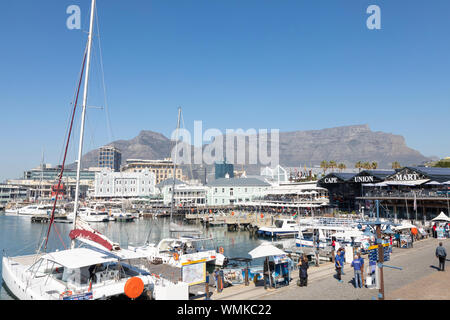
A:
[1,0,449,181]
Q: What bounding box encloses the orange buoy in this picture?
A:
[231,211,235,216]
[173,252,180,261]
[411,228,418,235]
[260,214,264,218]
[124,277,145,299]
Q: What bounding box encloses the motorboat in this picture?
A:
[129,236,228,268]
[77,207,109,223]
[108,208,136,222]
[257,218,300,237]
[296,225,367,249]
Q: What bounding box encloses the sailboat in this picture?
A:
[2,0,188,300]
[129,108,227,268]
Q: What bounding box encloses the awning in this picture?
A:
[362,182,388,187]
[385,179,430,186]
[42,248,117,269]
[425,181,442,185]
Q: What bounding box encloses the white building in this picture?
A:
[156,178,208,206]
[207,177,272,206]
[93,168,156,199]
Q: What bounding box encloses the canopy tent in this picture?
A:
[431,212,450,223]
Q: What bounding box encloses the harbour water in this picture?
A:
[0,211,268,300]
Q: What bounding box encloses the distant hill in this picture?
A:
[75,124,431,173]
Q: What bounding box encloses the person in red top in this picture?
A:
[433,224,437,238]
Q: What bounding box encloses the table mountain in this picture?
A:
[76,124,430,171]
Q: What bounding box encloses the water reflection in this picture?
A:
[0,214,265,300]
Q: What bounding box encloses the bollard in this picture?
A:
[205,275,210,300]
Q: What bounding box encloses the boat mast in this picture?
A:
[169,107,182,232]
[71,0,96,248]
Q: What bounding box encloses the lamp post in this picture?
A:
[361,200,400,300]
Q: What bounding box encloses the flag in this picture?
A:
[293,212,298,219]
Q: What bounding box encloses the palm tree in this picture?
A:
[391,161,401,169]
[328,160,337,172]
[320,160,329,174]
[362,162,371,170]
[371,162,378,170]
[338,163,347,172]
[355,161,363,172]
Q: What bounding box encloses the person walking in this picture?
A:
[351,254,363,288]
[339,247,346,275]
[335,248,343,283]
[297,254,309,287]
[435,242,447,271]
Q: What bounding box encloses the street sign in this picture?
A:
[368,244,390,262]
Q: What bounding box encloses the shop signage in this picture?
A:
[324,177,339,184]
[393,173,419,181]
[354,176,374,183]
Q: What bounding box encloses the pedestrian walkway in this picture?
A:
[213,263,336,300]
[210,237,449,300]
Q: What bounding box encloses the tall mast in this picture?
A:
[169,107,182,231]
[72,0,96,247]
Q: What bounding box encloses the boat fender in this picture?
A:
[60,290,73,299]
[173,252,180,261]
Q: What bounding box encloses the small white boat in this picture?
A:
[257,218,300,237]
[129,237,228,268]
[108,208,136,222]
[77,207,109,223]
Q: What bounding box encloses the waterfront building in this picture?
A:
[318,167,450,221]
[98,146,122,172]
[207,177,271,205]
[0,184,28,206]
[156,178,208,206]
[121,158,184,185]
[24,164,97,181]
[93,168,156,199]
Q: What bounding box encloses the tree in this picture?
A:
[362,162,371,170]
[329,160,337,171]
[391,161,401,169]
[338,163,347,172]
[355,161,363,172]
[320,160,329,174]
[371,162,378,170]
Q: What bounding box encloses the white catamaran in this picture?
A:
[2,0,189,300]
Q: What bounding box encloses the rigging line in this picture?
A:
[95,6,114,143]
[43,49,88,252]
[57,47,89,167]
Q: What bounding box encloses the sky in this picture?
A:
[1,0,450,181]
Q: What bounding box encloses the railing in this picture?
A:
[361,189,450,199]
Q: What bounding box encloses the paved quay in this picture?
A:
[211,238,450,300]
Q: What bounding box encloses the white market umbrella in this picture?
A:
[432,212,450,223]
[248,242,286,259]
